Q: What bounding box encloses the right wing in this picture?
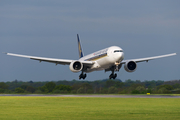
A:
[5,52,94,66]
[105,53,176,72]
[121,53,177,64]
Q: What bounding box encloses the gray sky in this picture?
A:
[0,0,179,82]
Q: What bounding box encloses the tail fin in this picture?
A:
[77,34,84,58]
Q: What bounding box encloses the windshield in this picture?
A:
[114,50,123,53]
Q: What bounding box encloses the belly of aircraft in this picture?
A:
[85,56,113,73]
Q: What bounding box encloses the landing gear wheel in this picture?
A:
[83,74,86,79]
[113,73,117,79]
[79,73,87,80]
[79,74,82,80]
[109,73,117,79]
[109,73,113,79]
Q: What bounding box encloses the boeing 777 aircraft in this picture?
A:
[5,34,176,79]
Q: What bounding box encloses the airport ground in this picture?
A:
[0,95,180,120]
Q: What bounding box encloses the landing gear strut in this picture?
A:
[109,71,117,79]
[79,72,87,80]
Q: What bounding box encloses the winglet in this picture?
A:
[77,34,84,58]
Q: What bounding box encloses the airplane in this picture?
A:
[4,34,176,80]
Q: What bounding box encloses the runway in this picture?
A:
[0,94,180,98]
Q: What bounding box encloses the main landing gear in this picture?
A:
[79,72,87,80]
[109,71,117,79]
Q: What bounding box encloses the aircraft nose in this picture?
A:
[114,52,124,62]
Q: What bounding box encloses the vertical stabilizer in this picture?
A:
[77,34,84,58]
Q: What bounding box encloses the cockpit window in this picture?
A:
[114,50,123,53]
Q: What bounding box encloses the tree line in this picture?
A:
[0,79,180,94]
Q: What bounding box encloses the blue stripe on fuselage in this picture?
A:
[85,53,107,61]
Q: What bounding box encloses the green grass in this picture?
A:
[0,97,180,120]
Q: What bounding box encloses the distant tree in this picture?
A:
[76,83,93,94]
[124,79,135,87]
[77,87,84,94]
[28,81,34,83]
[114,81,124,88]
[34,90,43,94]
[105,80,116,88]
[136,86,146,93]
[82,83,92,93]
[15,87,25,93]
[45,82,56,92]
[13,79,18,83]
[131,90,140,94]
[108,86,118,94]
[0,82,8,89]
[71,84,81,91]
[54,84,72,92]
[173,83,180,89]
[20,85,28,90]
[3,79,180,94]
[101,88,108,94]
[92,80,105,93]
[0,88,5,93]
[39,86,48,93]
[156,80,164,86]
[135,80,141,83]
[157,88,171,94]
[26,86,36,93]
[3,89,12,94]
[159,84,173,90]
[71,90,77,94]
[144,80,157,88]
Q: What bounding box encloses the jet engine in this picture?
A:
[124,61,137,72]
[69,61,83,73]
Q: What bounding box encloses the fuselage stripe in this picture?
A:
[85,53,107,61]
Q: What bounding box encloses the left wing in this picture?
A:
[121,53,176,64]
[4,52,94,66]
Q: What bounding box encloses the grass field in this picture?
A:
[0,96,180,120]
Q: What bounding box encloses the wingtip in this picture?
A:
[172,53,177,56]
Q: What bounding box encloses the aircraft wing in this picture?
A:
[5,53,94,66]
[121,53,176,64]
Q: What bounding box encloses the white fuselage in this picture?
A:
[79,46,124,73]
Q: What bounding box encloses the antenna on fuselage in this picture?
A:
[77,34,84,58]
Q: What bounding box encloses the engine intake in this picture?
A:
[124,61,137,72]
[69,61,83,73]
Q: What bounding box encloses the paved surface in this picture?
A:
[0,94,180,98]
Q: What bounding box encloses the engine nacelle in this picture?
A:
[124,61,137,72]
[69,61,83,73]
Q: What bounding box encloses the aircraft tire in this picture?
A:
[83,74,87,79]
[113,73,117,79]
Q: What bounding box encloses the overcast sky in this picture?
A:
[0,0,179,82]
